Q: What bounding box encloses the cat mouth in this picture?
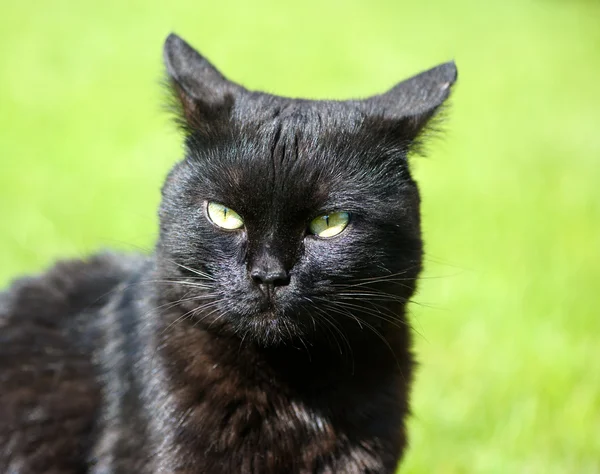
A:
[256,297,278,316]
[255,288,281,311]
[252,294,289,323]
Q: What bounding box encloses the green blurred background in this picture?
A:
[1,0,599,472]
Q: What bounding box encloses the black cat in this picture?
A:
[0,34,456,473]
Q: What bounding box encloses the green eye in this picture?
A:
[309,212,350,238]
[206,202,244,230]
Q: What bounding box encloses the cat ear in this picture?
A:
[362,61,457,142]
[164,33,243,133]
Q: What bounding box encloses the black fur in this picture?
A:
[0,34,456,473]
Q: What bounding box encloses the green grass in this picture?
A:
[1,0,599,472]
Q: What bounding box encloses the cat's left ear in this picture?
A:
[361,61,457,142]
[164,33,244,134]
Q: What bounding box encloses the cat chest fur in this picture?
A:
[138,307,410,473]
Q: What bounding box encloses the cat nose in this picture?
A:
[248,243,292,292]
[250,267,290,288]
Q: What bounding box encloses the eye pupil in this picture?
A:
[308,211,350,238]
[206,202,244,230]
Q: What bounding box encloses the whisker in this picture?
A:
[162,298,222,334]
[167,260,216,281]
[318,301,401,370]
[334,289,435,310]
[346,266,421,283]
[322,297,406,329]
[309,304,354,367]
[204,304,230,330]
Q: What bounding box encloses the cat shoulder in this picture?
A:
[0,253,144,472]
[0,252,144,327]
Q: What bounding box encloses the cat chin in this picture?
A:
[233,311,311,347]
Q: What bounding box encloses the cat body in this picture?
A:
[0,34,456,473]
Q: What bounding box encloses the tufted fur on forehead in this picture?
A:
[164,33,456,157]
[163,99,423,253]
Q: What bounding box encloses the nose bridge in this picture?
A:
[253,248,286,279]
[247,228,295,283]
[249,233,285,271]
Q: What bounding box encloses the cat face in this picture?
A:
[156,34,456,346]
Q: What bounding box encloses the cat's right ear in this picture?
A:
[164,33,243,134]
[361,61,457,144]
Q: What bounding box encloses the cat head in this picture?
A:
[157,34,456,346]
